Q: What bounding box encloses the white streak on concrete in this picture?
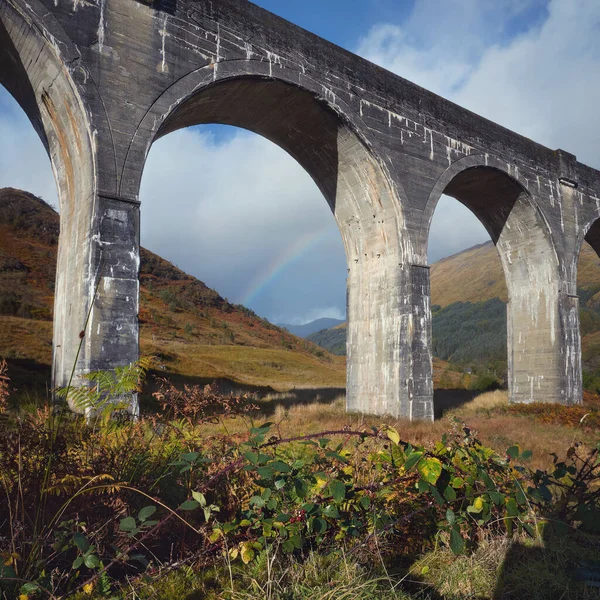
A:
[97,0,105,53]
[159,14,169,73]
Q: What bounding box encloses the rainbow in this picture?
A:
[239,227,334,306]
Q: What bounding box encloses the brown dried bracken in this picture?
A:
[152,378,259,426]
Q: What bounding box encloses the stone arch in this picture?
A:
[422,154,575,404]
[126,70,423,417]
[0,0,98,395]
[422,154,549,246]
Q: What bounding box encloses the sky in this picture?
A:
[1,0,599,324]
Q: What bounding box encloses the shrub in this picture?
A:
[0,363,598,598]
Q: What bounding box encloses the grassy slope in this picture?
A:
[431,239,600,307]
[0,188,344,391]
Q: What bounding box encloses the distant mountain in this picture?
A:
[278,317,345,338]
[0,188,345,392]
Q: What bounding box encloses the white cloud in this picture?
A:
[357,0,600,261]
[140,127,347,320]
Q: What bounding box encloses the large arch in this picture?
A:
[127,74,428,418]
[0,1,98,408]
[424,156,578,405]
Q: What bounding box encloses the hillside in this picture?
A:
[430,240,600,307]
[0,188,345,392]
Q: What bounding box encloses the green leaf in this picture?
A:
[312,517,328,533]
[359,496,371,509]
[323,505,340,519]
[73,532,90,552]
[293,477,308,499]
[257,466,274,480]
[275,513,291,523]
[244,451,260,465]
[182,452,200,462]
[446,508,456,525]
[270,461,291,473]
[84,554,101,569]
[318,438,331,448]
[250,422,273,435]
[417,478,429,493]
[505,497,518,518]
[19,583,40,595]
[138,505,157,522]
[418,457,442,485]
[450,528,465,554]
[179,500,200,511]
[443,485,457,502]
[325,451,348,464]
[72,556,84,570]
[489,491,505,506]
[521,450,533,460]
[329,479,346,503]
[119,516,137,532]
[404,451,424,471]
[250,495,266,508]
[192,491,207,506]
[507,445,520,460]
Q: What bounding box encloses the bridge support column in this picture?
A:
[499,194,581,405]
[410,264,434,419]
[53,192,140,416]
[346,257,434,420]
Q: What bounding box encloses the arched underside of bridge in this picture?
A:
[426,164,581,405]
[134,77,432,419]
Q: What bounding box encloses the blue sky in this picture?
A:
[1,0,599,324]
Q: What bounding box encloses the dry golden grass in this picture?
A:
[456,389,508,412]
[144,342,346,390]
[0,315,52,364]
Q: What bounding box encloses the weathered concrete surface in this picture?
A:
[2,0,600,417]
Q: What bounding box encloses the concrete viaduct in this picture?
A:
[2,0,600,419]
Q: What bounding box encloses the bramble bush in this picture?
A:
[0,360,598,599]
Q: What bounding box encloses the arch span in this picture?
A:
[0,1,102,410]
[424,157,580,405]
[127,75,429,418]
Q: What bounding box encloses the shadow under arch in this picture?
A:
[0,0,100,393]
[423,155,568,405]
[422,154,542,246]
[131,73,419,417]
